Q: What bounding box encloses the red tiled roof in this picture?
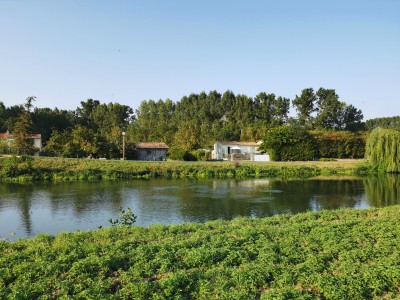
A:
[133,142,169,149]
[0,132,42,139]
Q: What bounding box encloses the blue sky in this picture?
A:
[1,0,399,120]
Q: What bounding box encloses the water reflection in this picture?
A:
[0,175,399,241]
[364,174,400,207]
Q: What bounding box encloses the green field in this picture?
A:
[0,156,372,182]
[1,206,399,299]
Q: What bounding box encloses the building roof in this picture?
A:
[218,141,261,147]
[133,142,169,149]
[0,132,42,139]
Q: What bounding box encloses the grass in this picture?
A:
[0,156,372,182]
[1,206,399,299]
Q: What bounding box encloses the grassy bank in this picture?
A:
[1,206,400,299]
[0,156,372,182]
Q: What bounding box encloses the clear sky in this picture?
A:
[1,0,399,120]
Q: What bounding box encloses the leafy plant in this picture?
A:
[109,207,137,227]
[260,125,318,161]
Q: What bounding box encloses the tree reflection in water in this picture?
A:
[0,175,399,240]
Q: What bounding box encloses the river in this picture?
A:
[1,175,399,241]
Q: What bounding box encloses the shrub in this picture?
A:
[168,148,197,161]
[259,126,318,161]
[168,148,187,160]
[312,130,366,159]
[190,149,211,161]
[109,208,137,227]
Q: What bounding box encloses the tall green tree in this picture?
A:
[341,104,363,131]
[274,96,290,125]
[75,99,100,129]
[254,92,276,126]
[292,88,317,127]
[41,129,69,157]
[314,88,363,131]
[2,105,24,132]
[31,107,75,144]
[63,125,98,158]
[13,96,36,155]
[315,88,342,129]
[0,101,6,132]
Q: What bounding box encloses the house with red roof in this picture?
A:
[0,131,42,155]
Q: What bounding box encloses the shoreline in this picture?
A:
[0,156,374,182]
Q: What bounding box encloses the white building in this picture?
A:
[212,141,270,161]
[0,131,42,156]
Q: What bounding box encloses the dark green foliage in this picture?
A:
[314,88,363,131]
[169,149,211,161]
[0,103,24,132]
[365,128,400,172]
[190,149,211,161]
[1,206,400,299]
[2,88,364,159]
[292,87,317,127]
[365,116,400,131]
[0,155,34,179]
[168,148,195,161]
[291,88,364,131]
[260,126,318,161]
[312,130,366,159]
[31,107,75,144]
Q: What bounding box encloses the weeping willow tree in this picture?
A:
[365,128,400,172]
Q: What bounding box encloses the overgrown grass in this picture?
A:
[1,206,399,299]
[0,156,372,182]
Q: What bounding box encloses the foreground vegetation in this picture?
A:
[1,206,400,299]
[0,156,372,182]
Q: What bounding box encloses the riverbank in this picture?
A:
[0,156,373,182]
[1,206,399,299]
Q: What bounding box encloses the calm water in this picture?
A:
[1,175,399,241]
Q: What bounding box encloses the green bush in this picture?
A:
[190,149,211,161]
[168,148,197,161]
[260,126,318,161]
[312,130,366,159]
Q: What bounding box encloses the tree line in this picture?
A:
[0,87,394,160]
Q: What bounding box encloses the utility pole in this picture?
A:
[122,131,126,160]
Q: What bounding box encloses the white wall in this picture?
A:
[253,154,270,162]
